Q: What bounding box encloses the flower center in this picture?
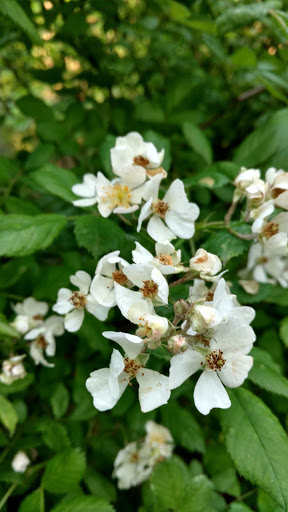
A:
[36,335,48,349]
[70,291,87,309]
[206,290,214,302]
[272,187,285,198]
[112,269,128,285]
[204,349,226,371]
[33,314,44,321]
[262,221,279,238]
[123,357,141,378]
[104,184,133,210]
[136,323,153,338]
[158,254,173,266]
[152,200,169,219]
[140,280,158,299]
[130,451,139,462]
[133,155,150,167]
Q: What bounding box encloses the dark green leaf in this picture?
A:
[19,488,44,512]
[51,496,115,512]
[161,403,205,453]
[248,347,288,398]
[183,121,213,164]
[0,0,42,44]
[0,395,18,436]
[31,164,78,202]
[42,449,86,494]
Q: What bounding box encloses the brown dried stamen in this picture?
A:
[262,221,279,238]
[112,269,128,285]
[206,290,214,302]
[33,314,44,321]
[140,280,158,299]
[123,357,141,379]
[272,188,286,199]
[257,256,268,264]
[133,155,150,167]
[136,324,153,338]
[36,335,48,349]
[204,349,226,371]
[158,254,173,266]
[130,452,139,463]
[194,253,208,264]
[152,200,169,219]
[70,291,87,309]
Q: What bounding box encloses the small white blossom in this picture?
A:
[250,200,275,233]
[25,315,64,367]
[137,176,199,242]
[90,251,129,308]
[0,355,26,385]
[95,172,143,217]
[12,451,30,473]
[132,241,183,275]
[233,167,263,202]
[53,271,110,332]
[240,243,288,288]
[266,167,288,210]
[11,297,48,335]
[72,173,98,207]
[123,264,169,305]
[145,421,173,461]
[189,249,222,281]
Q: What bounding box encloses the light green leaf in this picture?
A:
[0,320,20,338]
[31,164,79,203]
[248,347,288,398]
[50,383,69,419]
[42,449,86,494]
[228,503,254,512]
[167,0,191,20]
[150,456,190,509]
[258,488,284,512]
[161,403,205,453]
[183,122,213,164]
[0,214,67,257]
[41,422,71,452]
[230,47,257,68]
[0,395,18,436]
[279,317,288,347]
[0,0,42,45]
[220,388,288,510]
[51,496,115,512]
[74,215,128,260]
[19,488,44,512]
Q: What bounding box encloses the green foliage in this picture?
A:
[31,165,79,203]
[220,388,288,510]
[19,488,44,512]
[42,449,86,494]
[51,496,115,512]
[0,395,18,435]
[0,0,42,44]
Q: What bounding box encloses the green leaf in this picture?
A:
[84,468,116,502]
[230,47,257,68]
[51,496,115,512]
[150,456,190,509]
[0,395,18,436]
[31,164,79,202]
[167,0,191,20]
[0,374,34,396]
[202,228,249,262]
[74,215,128,260]
[258,489,284,512]
[234,108,288,167]
[17,95,54,122]
[248,347,288,398]
[180,475,214,512]
[183,121,213,164]
[279,317,288,347]
[42,449,86,494]
[0,214,67,257]
[0,320,20,338]
[0,0,42,45]
[184,169,230,189]
[50,383,69,419]
[220,388,288,510]
[19,488,44,512]
[228,503,254,512]
[161,403,205,453]
[24,144,55,171]
[42,422,71,452]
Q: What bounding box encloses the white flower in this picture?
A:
[259,212,288,254]
[111,132,165,178]
[132,241,183,275]
[137,176,200,242]
[241,243,288,287]
[53,271,110,332]
[25,315,64,367]
[145,421,173,461]
[11,297,48,335]
[90,251,129,308]
[189,249,222,280]
[233,167,263,202]
[250,200,275,233]
[0,355,26,385]
[72,173,98,207]
[169,318,255,415]
[113,441,153,489]
[12,451,30,473]
[266,167,288,210]
[95,172,144,217]
[86,343,171,413]
[123,264,169,305]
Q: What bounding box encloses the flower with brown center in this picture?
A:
[152,200,169,219]
[140,280,159,299]
[262,221,279,238]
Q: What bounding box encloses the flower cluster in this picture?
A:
[113,421,173,489]
[233,167,288,290]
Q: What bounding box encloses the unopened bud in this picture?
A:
[189,249,222,279]
[167,335,188,355]
[173,299,190,318]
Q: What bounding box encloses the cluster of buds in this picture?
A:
[113,421,173,489]
[233,167,288,291]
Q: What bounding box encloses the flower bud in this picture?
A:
[12,451,31,473]
[173,299,190,318]
[167,335,188,354]
[189,249,222,280]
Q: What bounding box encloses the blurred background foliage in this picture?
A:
[1,1,288,511]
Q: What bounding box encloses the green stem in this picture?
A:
[0,482,18,510]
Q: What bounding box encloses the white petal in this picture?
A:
[220,353,253,388]
[64,309,84,332]
[86,368,128,411]
[103,331,144,359]
[113,205,139,215]
[137,368,171,412]
[70,270,91,294]
[194,371,231,415]
[23,298,49,317]
[114,283,144,319]
[147,215,175,242]
[137,198,153,232]
[95,251,120,276]
[44,315,65,336]
[72,174,97,197]
[151,268,169,304]
[165,204,199,239]
[123,264,152,288]
[213,319,256,355]
[53,288,74,315]
[110,348,125,377]
[73,197,97,207]
[86,294,110,321]
[132,242,153,265]
[90,274,115,307]
[169,348,204,390]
